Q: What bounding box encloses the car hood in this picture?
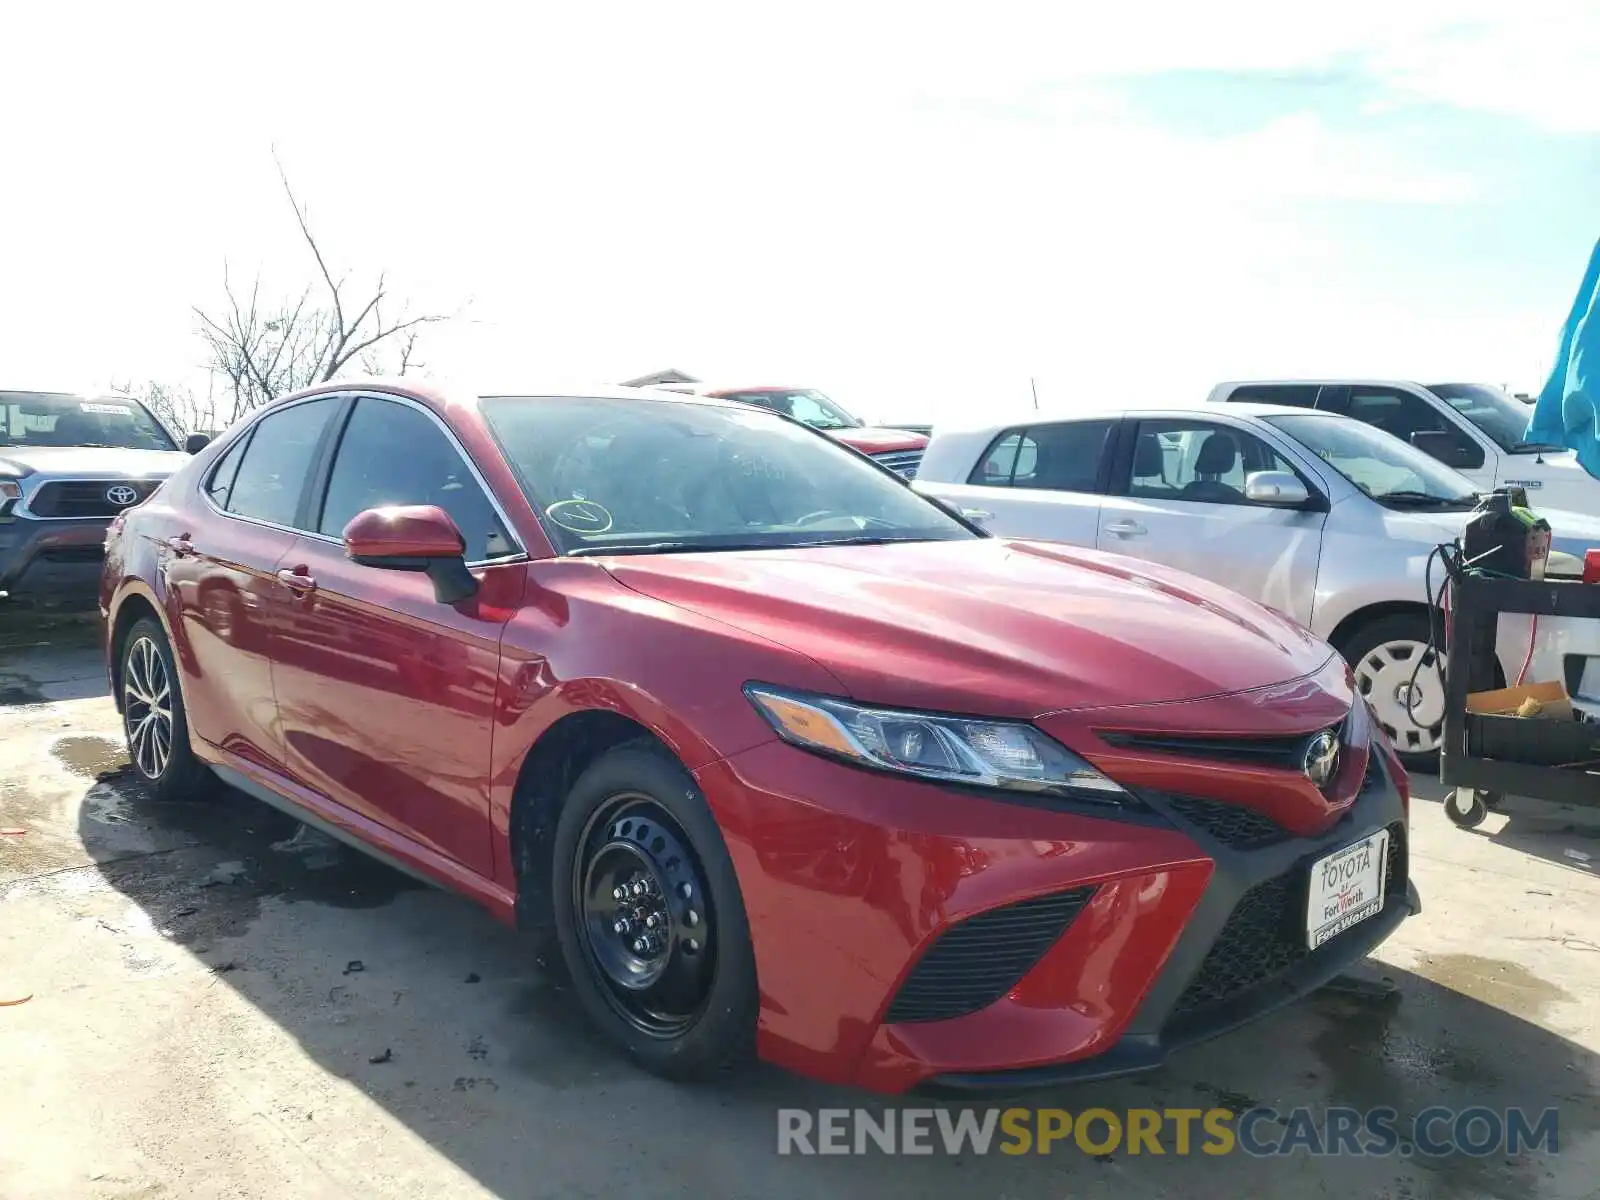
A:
[1383,503,1600,562]
[827,426,929,454]
[0,445,187,478]
[605,538,1337,718]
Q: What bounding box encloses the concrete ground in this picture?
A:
[1,614,1596,1200]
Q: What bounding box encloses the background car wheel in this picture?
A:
[550,739,758,1080]
[120,618,210,802]
[1342,613,1447,770]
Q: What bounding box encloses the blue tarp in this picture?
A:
[1527,237,1600,478]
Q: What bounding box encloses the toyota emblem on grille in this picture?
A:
[1302,729,1341,787]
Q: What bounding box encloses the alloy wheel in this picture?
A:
[573,794,717,1039]
[1355,637,1445,755]
[124,636,174,780]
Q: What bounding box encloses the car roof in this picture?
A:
[1212,378,1426,390]
[933,401,1340,439]
[269,375,754,414]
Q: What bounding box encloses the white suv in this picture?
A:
[1208,380,1600,514]
[916,402,1600,765]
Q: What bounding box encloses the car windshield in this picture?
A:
[481,394,976,555]
[0,392,175,451]
[1263,413,1479,509]
[1426,382,1556,454]
[716,388,863,431]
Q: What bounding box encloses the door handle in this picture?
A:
[1105,520,1147,538]
[276,568,317,595]
[165,535,196,558]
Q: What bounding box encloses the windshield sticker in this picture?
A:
[80,402,133,415]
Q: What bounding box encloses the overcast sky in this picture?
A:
[4,1,1597,423]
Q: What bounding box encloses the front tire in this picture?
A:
[1342,613,1446,770]
[550,740,758,1080]
[119,618,210,802]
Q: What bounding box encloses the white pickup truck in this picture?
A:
[1208,380,1599,514]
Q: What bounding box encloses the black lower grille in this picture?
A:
[884,888,1094,1024]
[1170,822,1407,1021]
[37,546,105,564]
[28,479,161,519]
[1167,796,1289,849]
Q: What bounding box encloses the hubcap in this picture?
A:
[1355,637,1445,754]
[123,636,174,780]
[575,796,715,1038]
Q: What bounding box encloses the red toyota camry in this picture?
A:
[100,380,1417,1093]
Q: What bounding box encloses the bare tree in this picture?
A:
[194,153,453,425]
[108,378,217,437]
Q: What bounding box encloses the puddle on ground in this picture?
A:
[52,735,129,779]
[1410,953,1571,1021]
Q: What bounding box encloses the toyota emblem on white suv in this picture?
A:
[105,484,140,508]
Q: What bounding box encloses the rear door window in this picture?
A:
[1224,384,1320,408]
[223,398,340,528]
[966,421,1114,492]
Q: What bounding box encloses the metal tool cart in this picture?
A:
[1440,571,1600,828]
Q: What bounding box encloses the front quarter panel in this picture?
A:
[486,559,851,881]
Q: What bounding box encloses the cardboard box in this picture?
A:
[1465,680,1574,722]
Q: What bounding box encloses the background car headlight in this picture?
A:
[744,684,1128,802]
[0,480,20,522]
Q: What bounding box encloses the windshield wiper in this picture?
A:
[1376,490,1478,508]
[567,541,783,557]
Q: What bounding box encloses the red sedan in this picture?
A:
[101,380,1417,1092]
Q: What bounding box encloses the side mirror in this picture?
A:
[184,433,212,454]
[1410,430,1474,468]
[343,504,478,604]
[1244,470,1312,507]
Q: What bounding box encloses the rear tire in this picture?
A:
[1341,613,1446,771]
[119,618,210,802]
[549,740,758,1081]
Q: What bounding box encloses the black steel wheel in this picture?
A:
[550,740,758,1079]
[574,794,716,1037]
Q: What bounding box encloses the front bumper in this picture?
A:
[0,516,109,605]
[695,739,1414,1094]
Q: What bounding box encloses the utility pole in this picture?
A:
[1030,376,1040,411]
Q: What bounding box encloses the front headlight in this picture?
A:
[744,684,1128,803]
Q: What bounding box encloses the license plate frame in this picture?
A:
[1305,829,1390,949]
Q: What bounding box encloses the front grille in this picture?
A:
[1169,822,1407,1021]
[884,887,1094,1023]
[871,449,924,479]
[28,479,162,519]
[1167,796,1289,849]
[1099,727,1335,772]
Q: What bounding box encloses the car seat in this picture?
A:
[1180,433,1244,504]
[1130,434,1168,494]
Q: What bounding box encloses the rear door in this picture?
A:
[1093,417,1328,624]
[267,393,524,875]
[164,395,344,773]
[918,419,1118,545]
